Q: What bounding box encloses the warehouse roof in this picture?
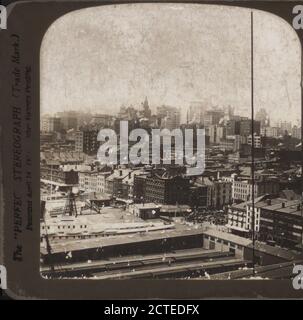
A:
[203,229,252,247]
[41,226,204,255]
[248,242,302,261]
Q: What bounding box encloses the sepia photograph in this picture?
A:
[38,3,303,281]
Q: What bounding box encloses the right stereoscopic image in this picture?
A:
[39,3,302,280]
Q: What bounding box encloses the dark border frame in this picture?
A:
[0,0,303,299]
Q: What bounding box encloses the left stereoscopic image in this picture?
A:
[39,3,303,280]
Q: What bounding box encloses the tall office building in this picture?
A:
[239,119,260,136]
[40,116,61,133]
[204,109,224,127]
[75,128,100,155]
[157,106,181,130]
[56,111,78,130]
[187,101,206,125]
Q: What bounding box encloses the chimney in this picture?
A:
[282,202,286,208]
[120,170,123,177]
[128,172,131,179]
[266,199,271,206]
[297,204,301,211]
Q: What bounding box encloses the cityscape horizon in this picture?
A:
[39,3,303,281]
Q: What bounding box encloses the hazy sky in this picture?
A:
[41,3,301,125]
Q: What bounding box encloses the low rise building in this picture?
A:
[188,184,209,208]
[40,166,79,187]
[203,178,232,209]
[133,203,161,219]
[226,201,249,237]
[226,195,271,237]
[251,198,303,248]
[227,195,303,249]
[79,167,112,193]
[202,229,300,265]
[105,168,133,197]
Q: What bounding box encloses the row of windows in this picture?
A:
[206,236,243,250]
[229,222,245,228]
[41,225,87,230]
[40,234,101,242]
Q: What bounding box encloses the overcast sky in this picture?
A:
[41,3,301,125]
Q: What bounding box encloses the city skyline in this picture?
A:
[41,4,301,125]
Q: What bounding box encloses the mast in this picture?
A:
[50,164,52,198]
[301,23,303,255]
[251,11,256,276]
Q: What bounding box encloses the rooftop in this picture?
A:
[106,169,132,181]
[280,189,301,201]
[203,229,252,247]
[134,203,161,210]
[252,198,302,217]
[248,241,302,261]
[41,151,84,162]
[86,193,112,201]
[160,205,191,213]
[41,226,205,255]
[230,194,269,210]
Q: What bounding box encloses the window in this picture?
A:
[229,247,235,254]
[209,241,215,250]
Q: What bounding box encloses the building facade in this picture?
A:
[255,198,303,248]
[232,176,279,202]
[41,117,61,133]
[41,166,79,186]
[75,129,100,155]
[247,134,262,148]
[134,174,190,205]
[157,106,181,130]
[207,180,232,209]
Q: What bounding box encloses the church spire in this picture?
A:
[143,96,149,109]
